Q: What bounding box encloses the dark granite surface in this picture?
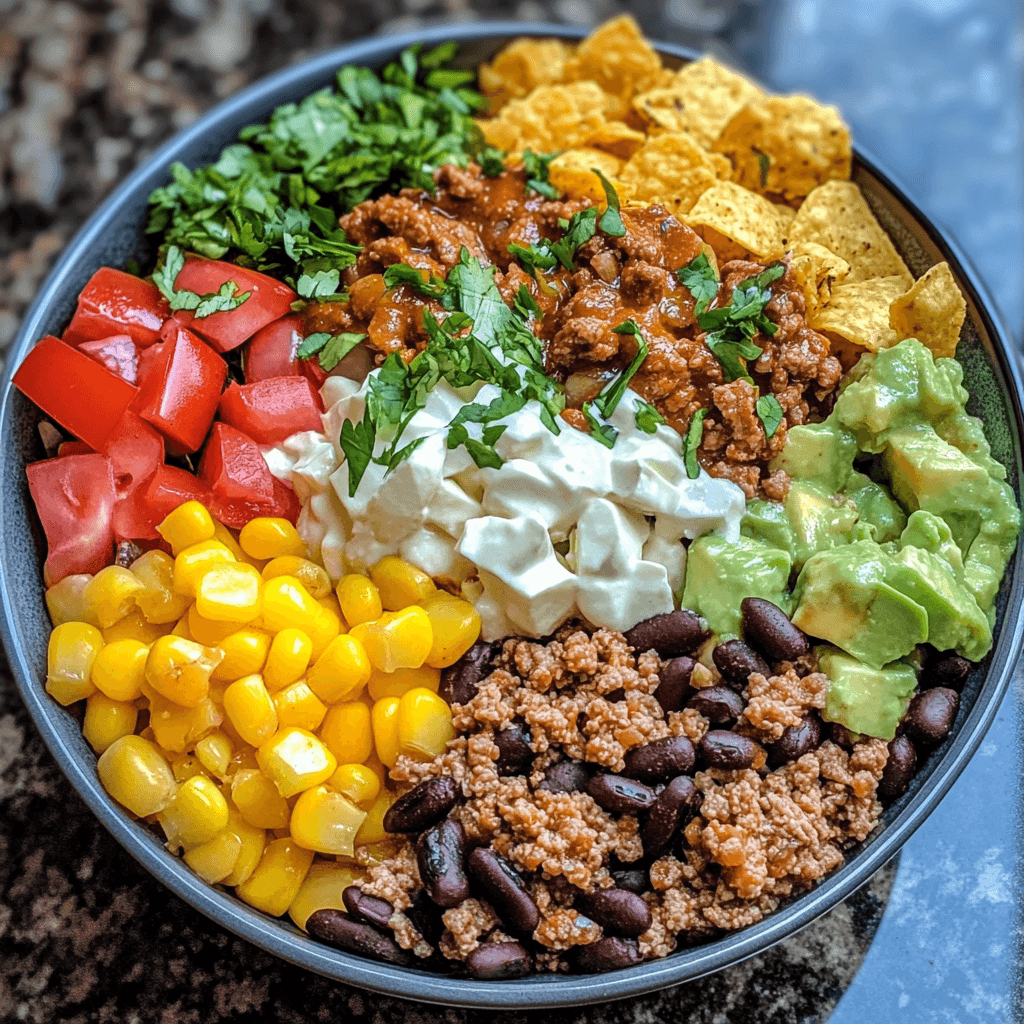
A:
[0,0,1021,1020]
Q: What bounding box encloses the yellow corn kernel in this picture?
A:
[160,774,230,849]
[222,804,266,887]
[46,622,103,705]
[261,576,320,635]
[349,606,433,674]
[195,731,234,779]
[337,574,383,628]
[370,697,400,767]
[195,562,263,624]
[223,675,278,748]
[231,769,291,829]
[102,608,169,645]
[83,566,145,629]
[172,540,236,598]
[82,693,137,753]
[169,752,208,783]
[239,518,306,561]
[288,860,362,931]
[45,574,100,628]
[257,727,336,798]
[235,837,313,916]
[290,785,367,857]
[131,550,191,624]
[307,605,342,664]
[263,629,312,692]
[306,635,371,704]
[228,746,260,775]
[370,556,436,611]
[187,605,240,647]
[90,638,148,702]
[363,751,388,789]
[397,687,454,762]
[272,681,327,732]
[421,592,482,668]
[148,694,222,753]
[367,664,440,702]
[354,788,396,846]
[262,556,331,598]
[318,593,344,620]
[97,734,176,817]
[212,627,272,682]
[170,615,192,640]
[319,701,373,765]
[184,830,243,884]
[157,499,216,555]
[351,840,402,867]
[329,763,381,809]
[145,635,223,708]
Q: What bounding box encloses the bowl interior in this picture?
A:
[1,22,1022,1010]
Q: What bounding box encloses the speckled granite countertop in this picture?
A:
[1,1,1020,1021]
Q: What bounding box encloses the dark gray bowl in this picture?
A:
[1,22,1021,1010]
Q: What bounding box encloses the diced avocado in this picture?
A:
[784,479,859,570]
[770,422,858,492]
[843,471,907,544]
[899,510,963,577]
[682,534,792,636]
[817,645,918,740]
[742,499,795,560]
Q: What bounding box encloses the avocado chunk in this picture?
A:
[742,499,795,559]
[843,471,907,544]
[784,479,859,570]
[818,645,917,740]
[771,421,858,492]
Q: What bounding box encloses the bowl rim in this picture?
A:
[1,20,1022,1010]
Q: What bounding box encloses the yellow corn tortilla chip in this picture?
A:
[619,133,721,214]
[548,149,628,203]
[585,121,648,160]
[790,240,850,313]
[712,95,852,202]
[632,56,764,150]
[889,261,967,360]
[478,38,575,112]
[809,276,909,352]
[685,181,786,260]
[477,81,609,157]
[773,202,796,228]
[788,181,913,287]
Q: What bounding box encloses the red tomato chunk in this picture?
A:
[245,314,304,382]
[199,422,275,503]
[211,476,300,530]
[123,465,214,541]
[102,412,166,542]
[219,376,324,445]
[61,268,168,349]
[78,334,138,384]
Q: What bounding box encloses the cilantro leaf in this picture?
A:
[677,252,719,316]
[296,332,331,359]
[339,407,376,496]
[684,408,707,479]
[507,242,558,274]
[297,268,341,299]
[478,147,506,178]
[592,320,648,419]
[548,207,598,270]
[593,168,626,237]
[152,245,251,319]
[318,333,366,371]
[523,150,560,199]
[582,401,618,449]
[382,262,449,300]
[705,335,762,383]
[513,284,542,321]
[756,150,770,189]
[634,400,665,433]
[756,393,784,439]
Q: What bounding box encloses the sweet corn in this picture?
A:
[263,628,312,692]
[145,635,223,708]
[170,615,193,640]
[91,638,148,701]
[222,804,266,887]
[350,606,433,674]
[223,675,278,747]
[45,574,100,628]
[172,540,235,598]
[421,591,482,668]
[307,604,342,663]
[319,701,374,765]
[262,557,331,599]
[306,634,371,704]
[97,735,176,816]
[272,681,327,732]
[261,576,320,635]
[83,693,138,752]
[157,500,216,555]
[169,752,208,783]
[329,763,381,809]
[231,769,291,829]
[370,697,400,767]
[337,574,383,628]
[148,694,222,753]
[235,837,313,916]
[187,605,240,646]
[196,562,263,624]
[101,609,169,645]
[212,628,272,682]
[132,551,191,624]
[397,687,454,761]
[195,731,234,779]
[46,622,103,705]
[370,556,436,611]
[239,518,306,561]
[229,746,260,774]
[212,520,264,570]
[257,727,337,798]
[367,664,440,702]
[83,566,144,629]
[354,788,395,846]
[288,860,362,931]
[184,830,243,884]
[160,775,230,849]
[290,785,367,857]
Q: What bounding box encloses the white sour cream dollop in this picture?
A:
[265,373,745,640]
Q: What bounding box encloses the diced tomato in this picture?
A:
[121,465,214,541]
[101,412,166,542]
[199,422,275,503]
[218,376,324,445]
[133,321,227,453]
[271,476,302,524]
[13,335,139,452]
[78,334,138,384]
[210,476,301,529]
[171,257,297,354]
[57,441,93,457]
[26,454,116,586]
[61,268,168,348]
[245,315,304,382]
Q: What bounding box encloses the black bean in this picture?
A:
[440,641,500,705]
[622,736,695,784]
[686,686,745,724]
[829,722,859,748]
[641,776,699,855]
[878,734,918,800]
[466,941,533,980]
[929,652,972,692]
[467,847,540,935]
[699,730,756,769]
[539,759,592,794]
[740,597,810,662]
[713,639,771,687]
[766,714,821,768]
[903,688,959,745]
[576,887,652,938]
[573,937,643,973]
[624,610,710,658]
[342,886,394,929]
[611,869,649,895]
[115,540,144,568]
[306,909,412,966]
[604,688,626,703]
[655,656,695,713]
[383,777,460,834]
[494,722,534,776]
[416,819,470,908]
[404,890,445,946]
[587,774,657,814]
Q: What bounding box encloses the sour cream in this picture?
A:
[265,373,745,640]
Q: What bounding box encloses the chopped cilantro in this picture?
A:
[705,335,762,384]
[592,320,648,419]
[297,331,366,371]
[152,245,251,318]
[676,252,719,316]
[523,150,560,199]
[339,408,376,497]
[756,150,770,189]
[582,402,618,448]
[756,393,784,439]
[382,262,449,300]
[684,408,707,479]
[507,242,558,275]
[548,207,598,270]
[593,169,626,237]
[634,399,665,433]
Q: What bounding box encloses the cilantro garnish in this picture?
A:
[152,246,251,319]
[676,252,719,316]
[549,208,599,270]
[582,402,618,449]
[513,285,542,321]
[296,269,346,301]
[756,150,770,189]
[634,400,665,434]
[523,150,560,199]
[339,408,376,497]
[593,169,626,237]
[507,242,558,275]
[297,331,366,371]
[382,263,450,300]
[756,394,784,439]
[591,320,649,419]
[684,408,707,479]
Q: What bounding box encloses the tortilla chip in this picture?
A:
[564,15,663,119]
[585,120,648,159]
[790,241,850,313]
[773,202,796,228]
[478,38,575,112]
[632,56,764,149]
[889,261,967,359]
[685,180,786,260]
[788,181,913,287]
[809,276,909,352]
[549,148,628,203]
[619,133,723,214]
[477,81,609,157]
